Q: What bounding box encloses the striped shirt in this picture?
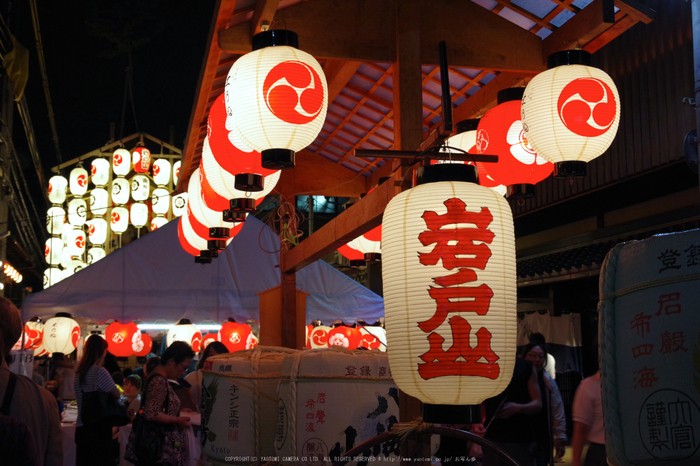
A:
[73,365,117,426]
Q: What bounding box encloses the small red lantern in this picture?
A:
[308,325,332,348]
[327,325,362,350]
[218,321,252,352]
[23,320,44,351]
[105,321,140,357]
[202,333,219,349]
[135,333,153,357]
[132,146,152,173]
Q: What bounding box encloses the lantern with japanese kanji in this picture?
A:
[105,321,140,357]
[48,175,68,204]
[131,174,150,201]
[43,314,80,354]
[112,148,131,176]
[521,50,621,177]
[476,88,553,197]
[135,333,153,357]
[218,321,253,352]
[327,325,362,350]
[225,30,328,169]
[166,319,202,352]
[69,166,89,196]
[91,158,110,187]
[132,146,151,173]
[382,164,516,421]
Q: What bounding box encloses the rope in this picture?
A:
[390,418,434,442]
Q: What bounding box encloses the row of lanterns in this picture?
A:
[3,261,22,284]
[12,314,81,357]
[306,322,387,351]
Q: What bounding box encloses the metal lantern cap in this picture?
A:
[497,87,525,104]
[416,164,478,185]
[229,198,256,212]
[223,210,247,223]
[234,173,264,192]
[554,160,588,177]
[454,118,480,134]
[422,403,482,424]
[261,149,296,170]
[506,183,536,199]
[547,50,593,69]
[252,29,299,50]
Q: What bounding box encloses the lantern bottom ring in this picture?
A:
[234,173,264,192]
[261,149,295,170]
[506,183,536,199]
[422,403,482,425]
[223,210,247,223]
[554,161,587,178]
[229,198,256,212]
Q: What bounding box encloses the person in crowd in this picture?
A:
[0,296,63,465]
[482,357,542,466]
[120,374,142,420]
[184,341,229,410]
[55,353,77,402]
[572,371,606,466]
[74,335,120,466]
[522,342,567,465]
[126,341,194,466]
[529,332,557,380]
[112,371,125,395]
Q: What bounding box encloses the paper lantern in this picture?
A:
[43,314,80,354]
[60,246,72,268]
[359,326,387,351]
[110,206,129,233]
[87,247,106,264]
[327,325,362,350]
[69,166,89,196]
[46,206,66,235]
[173,161,181,186]
[187,168,238,239]
[152,159,171,186]
[150,216,169,231]
[172,193,187,217]
[152,188,171,215]
[218,321,253,352]
[45,237,63,265]
[67,198,88,226]
[43,268,63,288]
[202,333,219,349]
[87,218,108,245]
[131,174,150,201]
[522,50,621,177]
[48,175,68,204]
[178,215,204,257]
[347,229,381,261]
[23,320,43,351]
[89,187,109,216]
[338,243,364,263]
[67,229,87,256]
[166,319,202,352]
[135,333,153,357]
[476,89,553,195]
[130,202,149,228]
[225,30,328,169]
[382,166,517,408]
[105,321,140,357]
[111,178,130,205]
[91,158,110,186]
[112,148,131,176]
[132,146,151,173]
[67,259,87,275]
[308,325,332,349]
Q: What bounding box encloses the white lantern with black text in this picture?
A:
[43,314,80,355]
[111,206,129,233]
[131,174,150,201]
[48,175,68,204]
[382,165,516,420]
[91,158,110,186]
[67,198,88,226]
[69,166,89,196]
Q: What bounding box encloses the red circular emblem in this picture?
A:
[45,244,50,258]
[114,153,123,166]
[89,224,96,235]
[263,60,324,125]
[91,165,97,176]
[75,235,85,249]
[153,165,160,176]
[557,77,617,137]
[111,211,120,224]
[48,183,53,194]
[78,174,87,188]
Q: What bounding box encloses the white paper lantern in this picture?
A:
[91,158,110,187]
[150,216,169,231]
[68,259,87,275]
[60,246,72,268]
[45,237,63,265]
[110,206,129,233]
[172,193,188,217]
[521,50,620,177]
[48,175,68,204]
[111,178,130,205]
[348,234,381,256]
[69,167,89,196]
[131,174,150,201]
[89,187,109,216]
[187,168,236,233]
[382,176,517,406]
[87,247,106,264]
[43,315,80,354]
[173,161,181,186]
[132,146,151,173]
[166,319,202,351]
[87,218,108,245]
[67,198,88,226]
[130,202,149,228]
[152,188,171,215]
[359,325,388,351]
[44,268,63,288]
[46,206,66,235]
[152,159,171,186]
[67,229,87,256]
[308,325,333,349]
[112,148,131,176]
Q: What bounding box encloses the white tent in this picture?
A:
[22,216,384,326]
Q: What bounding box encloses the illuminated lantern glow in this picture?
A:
[91,158,110,187]
[60,246,72,268]
[43,268,63,288]
[87,218,108,245]
[521,50,621,177]
[152,159,172,186]
[48,175,68,204]
[338,243,365,268]
[173,161,181,186]
[187,168,239,239]
[172,193,188,217]
[218,321,253,352]
[23,320,43,351]
[166,319,202,353]
[131,174,150,201]
[67,259,87,276]
[327,325,362,350]
[308,325,332,349]
[89,187,109,216]
[130,202,149,228]
[105,321,140,357]
[178,215,203,257]
[111,178,130,205]
[110,206,129,233]
[46,206,66,235]
[225,30,328,169]
[382,165,516,412]
[151,216,169,231]
[135,333,153,357]
[67,229,87,256]
[87,247,106,264]
[112,148,131,176]
[132,146,152,173]
[67,198,88,226]
[152,188,171,215]
[202,333,219,349]
[358,325,387,351]
[69,167,89,196]
[43,314,80,354]
[476,89,553,196]
[45,238,63,265]
[347,230,381,261]
[3,263,22,283]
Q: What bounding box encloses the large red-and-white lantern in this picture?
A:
[225,30,328,169]
[347,227,381,260]
[521,50,620,177]
[105,321,140,357]
[338,243,364,263]
[476,89,553,192]
[43,314,80,354]
[382,167,517,406]
[111,178,130,205]
[152,159,171,186]
[89,188,109,216]
[67,229,86,256]
[46,206,66,235]
[202,333,219,349]
[48,175,68,204]
[111,206,129,233]
[67,198,88,226]
[112,148,131,176]
[91,158,110,187]
[87,218,108,245]
[45,237,63,265]
[69,166,89,196]
[132,146,151,173]
[327,325,362,350]
[131,174,150,201]
[166,319,202,353]
[218,321,253,352]
[23,320,44,351]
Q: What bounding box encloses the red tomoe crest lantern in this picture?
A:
[218,321,252,352]
[263,61,325,125]
[105,321,140,357]
[135,333,153,357]
[308,325,332,349]
[24,321,44,351]
[202,333,219,350]
[327,326,362,350]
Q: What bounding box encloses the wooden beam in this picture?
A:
[250,0,280,34]
[218,0,545,71]
[452,71,534,123]
[323,59,362,103]
[616,0,655,24]
[543,0,615,57]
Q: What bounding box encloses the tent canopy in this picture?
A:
[22,216,384,326]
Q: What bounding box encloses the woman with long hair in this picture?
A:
[184,340,229,410]
[74,335,120,466]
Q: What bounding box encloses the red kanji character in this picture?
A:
[418,316,500,380]
[656,293,681,316]
[660,331,688,354]
[305,422,315,433]
[418,283,493,333]
[633,366,659,389]
[632,344,654,358]
[630,313,652,338]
